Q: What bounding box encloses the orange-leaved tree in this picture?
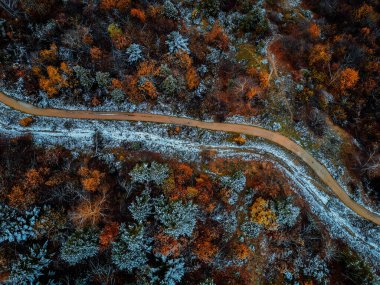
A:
[193,240,219,262]
[139,80,157,99]
[24,167,48,189]
[193,227,219,262]
[205,21,229,50]
[7,185,36,209]
[39,43,58,63]
[154,233,187,258]
[90,47,103,61]
[78,167,106,192]
[338,68,359,91]
[39,62,72,97]
[174,163,193,185]
[308,23,321,39]
[137,61,160,77]
[176,51,193,69]
[194,174,213,206]
[259,71,270,89]
[233,242,250,260]
[186,67,200,90]
[100,0,130,11]
[130,8,146,22]
[99,222,119,248]
[246,86,261,100]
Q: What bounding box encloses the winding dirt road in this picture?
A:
[1,91,379,225]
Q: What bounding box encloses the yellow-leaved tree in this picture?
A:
[250,197,277,230]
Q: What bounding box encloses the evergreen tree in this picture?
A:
[302,255,329,284]
[206,47,222,64]
[166,32,190,54]
[73,66,94,90]
[220,172,246,205]
[9,242,51,284]
[159,256,185,285]
[140,254,185,285]
[60,228,99,265]
[161,75,178,96]
[240,221,262,238]
[110,88,125,102]
[199,278,216,285]
[0,204,40,244]
[128,189,153,224]
[240,6,269,35]
[201,0,221,17]
[271,198,300,228]
[126,43,144,64]
[95,71,111,88]
[220,172,246,194]
[155,199,198,238]
[129,162,169,186]
[112,224,152,272]
[163,1,178,19]
[338,250,376,285]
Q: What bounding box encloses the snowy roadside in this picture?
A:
[1,101,379,268]
[2,85,379,216]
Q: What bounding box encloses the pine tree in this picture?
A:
[302,255,329,284]
[159,255,185,285]
[95,71,111,88]
[0,204,40,244]
[129,162,169,186]
[270,198,300,228]
[128,189,153,223]
[240,221,262,238]
[73,66,94,90]
[126,43,144,64]
[163,1,178,19]
[155,199,198,238]
[140,254,185,285]
[220,172,246,193]
[201,0,220,17]
[112,223,152,272]
[60,228,99,265]
[240,6,269,35]
[161,75,178,96]
[166,32,190,54]
[110,88,125,102]
[9,242,51,284]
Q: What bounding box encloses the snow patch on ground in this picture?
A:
[215,146,380,267]
[1,102,380,267]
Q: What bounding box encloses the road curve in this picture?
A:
[1,91,379,225]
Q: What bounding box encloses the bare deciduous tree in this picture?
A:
[356,144,380,177]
